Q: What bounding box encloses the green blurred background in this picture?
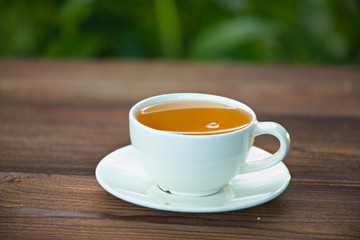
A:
[0,0,359,63]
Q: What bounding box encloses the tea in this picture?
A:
[136,100,252,135]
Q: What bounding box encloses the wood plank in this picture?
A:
[1,61,359,117]
[1,61,359,239]
[1,103,359,183]
[0,172,359,239]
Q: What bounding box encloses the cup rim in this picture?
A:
[129,93,257,138]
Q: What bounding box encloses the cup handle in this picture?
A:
[240,121,290,173]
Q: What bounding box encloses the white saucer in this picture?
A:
[95,145,291,213]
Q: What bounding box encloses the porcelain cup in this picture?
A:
[129,93,290,197]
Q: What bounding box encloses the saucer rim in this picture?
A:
[95,145,291,213]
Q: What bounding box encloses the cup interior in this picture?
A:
[130,93,256,136]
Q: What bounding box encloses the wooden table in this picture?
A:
[0,60,359,239]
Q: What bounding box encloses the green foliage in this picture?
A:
[154,0,181,58]
[190,17,282,61]
[0,0,359,62]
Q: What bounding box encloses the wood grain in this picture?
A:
[0,173,359,239]
[0,60,359,239]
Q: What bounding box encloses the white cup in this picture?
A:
[129,93,290,197]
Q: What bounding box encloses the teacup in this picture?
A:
[129,93,290,197]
